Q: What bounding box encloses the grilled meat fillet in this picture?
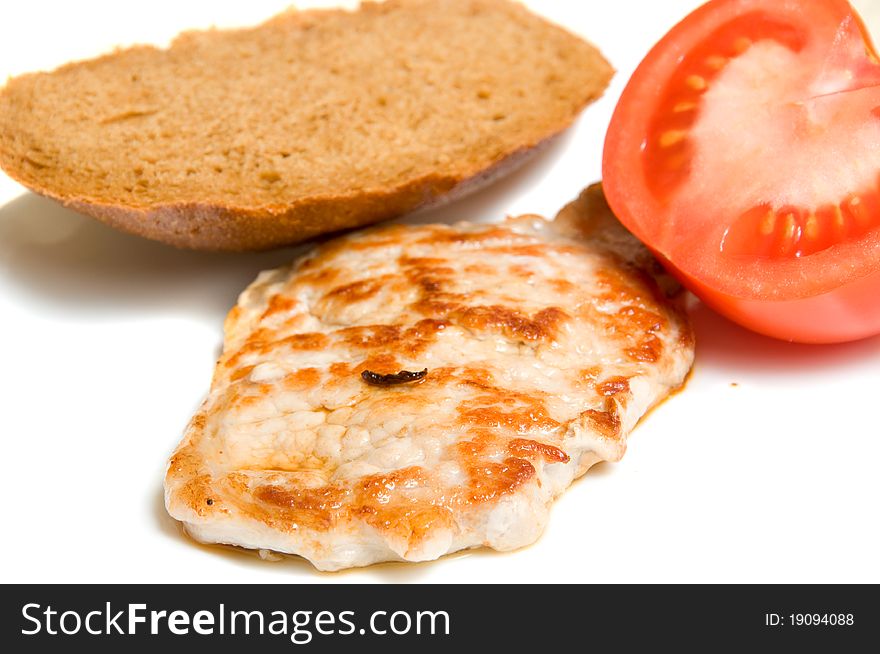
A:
[165,184,694,571]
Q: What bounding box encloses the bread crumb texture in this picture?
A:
[0,0,612,250]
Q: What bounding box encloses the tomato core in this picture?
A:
[644,13,806,201]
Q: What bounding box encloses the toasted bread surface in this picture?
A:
[0,0,612,250]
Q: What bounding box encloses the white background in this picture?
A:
[1,0,879,584]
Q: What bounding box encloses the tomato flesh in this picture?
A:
[721,190,880,259]
[644,12,807,200]
[603,0,880,343]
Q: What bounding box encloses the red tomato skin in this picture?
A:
[657,253,880,344]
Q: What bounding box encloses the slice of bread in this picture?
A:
[0,0,612,250]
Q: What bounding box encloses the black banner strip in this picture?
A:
[1,584,876,651]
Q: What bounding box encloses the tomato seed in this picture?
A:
[733,37,752,54]
[705,55,728,71]
[685,75,707,91]
[659,130,687,147]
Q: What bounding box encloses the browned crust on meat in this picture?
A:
[164,183,694,568]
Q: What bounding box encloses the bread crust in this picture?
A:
[36,132,561,251]
[0,0,613,251]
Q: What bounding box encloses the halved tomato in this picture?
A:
[603,0,880,343]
